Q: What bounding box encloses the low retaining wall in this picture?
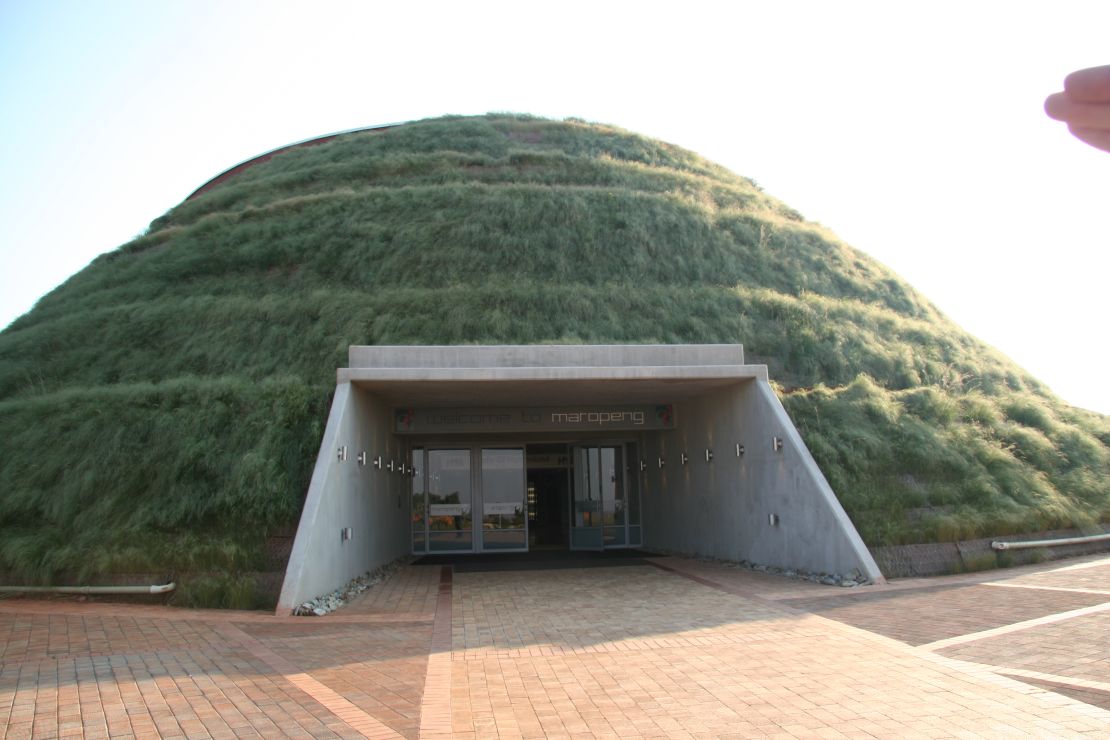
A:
[871,526,1110,578]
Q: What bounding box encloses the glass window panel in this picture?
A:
[428,449,472,551]
[603,526,626,547]
[628,526,643,546]
[626,443,641,526]
[481,448,525,551]
[481,529,526,550]
[601,447,624,527]
[572,527,604,549]
[481,449,526,530]
[574,447,601,528]
[428,531,473,551]
[411,449,425,553]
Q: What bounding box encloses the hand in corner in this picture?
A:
[1045,65,1110,153]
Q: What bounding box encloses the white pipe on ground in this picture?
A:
[992,534,1110,550]
[0,583,175,595]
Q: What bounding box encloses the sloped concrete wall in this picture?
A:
[641,379,882,581]
[276,384,409,613]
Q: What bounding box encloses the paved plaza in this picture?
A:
[1,554,1108,738]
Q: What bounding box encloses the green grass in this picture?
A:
[0,377,325,604]
[782,377,1109,544]
[1,113,1107,603]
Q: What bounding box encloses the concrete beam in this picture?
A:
[348,343,746,369]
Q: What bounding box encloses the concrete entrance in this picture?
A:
[277,344,882,614]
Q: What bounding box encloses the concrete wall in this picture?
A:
[349,343,745,369]
[276,383,410,613]
[641,379,882,581]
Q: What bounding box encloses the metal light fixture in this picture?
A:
[373,455,383,470]
[681,452,689,465]
[337,445,348,462]
[657,457,665,469]
[639,460,647,471]
[705,449,714,462]
[357,451,367,467]
[773,436,784,452]
[387,459,396,472]
[735,443,745,457]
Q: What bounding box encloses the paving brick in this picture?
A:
[1,556,1108,737]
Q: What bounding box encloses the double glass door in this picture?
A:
[571,444,642,550]
[411,447,527,553]
[412,442,641,554]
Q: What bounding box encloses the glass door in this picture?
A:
[571,444,640,550]
[626,442,642,547]
[480,448,527,551]
[411,446,527,553]
[426,449,472,551]
[572,446,623,550]
[411,449,426,553]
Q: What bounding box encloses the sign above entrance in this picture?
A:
[395,405,676,434]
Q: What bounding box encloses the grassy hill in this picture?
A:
[2,114,1107,606]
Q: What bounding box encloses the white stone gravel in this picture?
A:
[293,557,410,616]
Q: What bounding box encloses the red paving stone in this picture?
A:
[936,611,1110,683]
[781,582,1108,646]
[0,554,1107,737]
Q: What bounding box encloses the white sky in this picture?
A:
[1,1,1107,413]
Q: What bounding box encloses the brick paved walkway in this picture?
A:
[0,554,1107,738]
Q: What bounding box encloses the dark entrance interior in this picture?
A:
[527,445,570,549]
[412,549,650,571]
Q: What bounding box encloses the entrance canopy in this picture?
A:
[276,344,883,614]
[340,343,768,407]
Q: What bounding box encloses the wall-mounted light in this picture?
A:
[373,455,383,470]
[337,446,348,462]
[681,452,689,465]
[768,514,780,527]
[639,460,647,471]
[357,451,367,467]
[705,449,714,462]
[341,527,353,542]
[657,457,666,469]
[736,444,745,457]
[387,459,395,472]
[773,436,784,452]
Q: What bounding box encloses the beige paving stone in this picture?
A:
[2,556,1109,737]
[438,562,1109,737]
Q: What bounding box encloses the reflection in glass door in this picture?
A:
[411,447,526,553]
[480,448,527,551]
[411,449,425,553]
[572,446,622,550]
[572,444,640,550]
[626,441,642,547]
[427,449,472,551]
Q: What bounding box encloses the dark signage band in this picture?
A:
[395,405,675,434]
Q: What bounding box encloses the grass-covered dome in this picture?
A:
[2,114,1107,605]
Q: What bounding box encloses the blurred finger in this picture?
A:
[1044,91,1070,120]
[1044,94,1110,128]
[1068,124,1110,154]
[1064,64,1110,103]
